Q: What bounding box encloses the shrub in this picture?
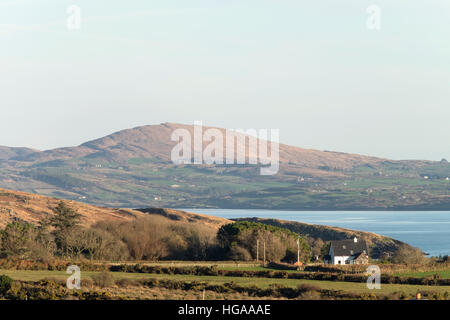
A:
[229,246,252,261]
[298,290,322,300]
[42,277,65,286]
[115,278,136,288]
[0,274,13,294]
[296,283,321,294]
[92,271,114,288]
[81,278,94,288]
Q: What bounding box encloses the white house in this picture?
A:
[324,237,369,265]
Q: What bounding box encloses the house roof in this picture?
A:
[331,239,368,257]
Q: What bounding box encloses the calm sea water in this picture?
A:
[183,209,450,257]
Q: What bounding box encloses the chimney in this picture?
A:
[353,237,358,243]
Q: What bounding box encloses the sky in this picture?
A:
[0,0,449,161]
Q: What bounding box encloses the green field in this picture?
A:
[396,270,450,279]
[4,150,449,209]
[2,269,450,296]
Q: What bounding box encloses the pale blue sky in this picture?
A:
[1,0,449,160]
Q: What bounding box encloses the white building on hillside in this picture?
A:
[324,237,369,265]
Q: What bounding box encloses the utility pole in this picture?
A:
[256,239,259,263]
[297,238,300,271]
[263,241,266,267]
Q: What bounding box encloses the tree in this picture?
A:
[391,246,427,264]
[229,246,252,261]
[64,230,86,258]
[319,242,331,259]
[0,275,13,295]
[119,218,169,261]
[0,220,57,260]
[50,201,82,257]
[36,216,56,257]
[0,222,36,258]
[82,228,128,261]
[217,221,310,263]
[310,238,325,259]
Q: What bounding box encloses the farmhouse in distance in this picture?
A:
[325,237,369,265]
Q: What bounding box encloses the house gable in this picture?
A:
[327,238,369,265]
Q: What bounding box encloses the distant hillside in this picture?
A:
[138,208,417,260]
[6,122,384,169]
[0,188,231,230]
[136,207,230,230]
[234,217,417,259]
[0,123,448,209]
[0,188,418,259]
[0,146,38,160]
[0,188,145,228]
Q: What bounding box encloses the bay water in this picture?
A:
[185,209,450,257]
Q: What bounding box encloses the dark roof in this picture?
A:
[331,239,368,257]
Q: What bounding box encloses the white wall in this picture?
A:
[333,256,351,265]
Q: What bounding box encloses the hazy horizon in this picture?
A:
[1,0,449,161]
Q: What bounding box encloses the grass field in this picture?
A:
[108,261,262,268]
[2,269,450,296]
[396,270,450,279]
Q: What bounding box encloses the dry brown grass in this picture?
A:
[0,188,146,228]
[0,188,230,230]
[101,286,281,300]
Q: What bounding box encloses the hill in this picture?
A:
[136,207,230,230]
[0,188,145,228]
[0,146,38,160]
[234,217,412,259]
[10,122,383,170]
[0,123,448,209]
[0,187,230,230]
[136,208,418,260]
[0,188,418,259]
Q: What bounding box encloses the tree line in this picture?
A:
[218,221,311,263]
[0,202,217,261]
[0,202,312,263]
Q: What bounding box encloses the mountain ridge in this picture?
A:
[9,122,390,168]
[0,146,39,161]
[0,123,448,209]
